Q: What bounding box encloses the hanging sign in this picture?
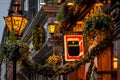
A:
[64,35,84,61]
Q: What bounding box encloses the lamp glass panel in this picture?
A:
[12,16,23,35]
[4,16,12,31]
[48,24,56,33]
[19,17,28,36]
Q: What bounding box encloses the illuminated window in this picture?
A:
[113,41,118,70]
[113,57,118,70]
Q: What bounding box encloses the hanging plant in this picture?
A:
[0,40,30,63]
[47,54,62,66]
[56,1,69,23]
[83,13,113,46]
[32,25,45,51]
[84,13,113,35]
[56,0,81,24]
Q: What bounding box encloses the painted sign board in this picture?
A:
[64,35,84,61]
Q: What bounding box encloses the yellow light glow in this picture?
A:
[76,21,84,25]
[19,17,28,36]
[113,57,117,61]
[57,0,61,4]
[74,21,84,32]
[4,16,12,31]
[113,62,117,69]
[40,2,46,5]
[95,2,103,7]
[12,16,23,34]
[113,57,118,69]
[67,2,74,6]
[4,15,28,36]
[94,2,104,12]
[48,23,56,34]
[54,20,60,24]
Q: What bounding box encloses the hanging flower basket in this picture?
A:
[32,25,45,51]
[83,13,113,46]
[84,13,113,35]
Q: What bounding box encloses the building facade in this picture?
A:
[1,0,120,80]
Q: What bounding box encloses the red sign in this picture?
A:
[64,35,84,61]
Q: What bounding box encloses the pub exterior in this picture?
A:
[1,0,120,80]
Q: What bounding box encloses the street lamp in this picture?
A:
[4,2,28,37]
[48,23,56,36]
[4,2,28,80]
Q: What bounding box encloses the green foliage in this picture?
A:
[0,43,7,60]
[21,36,112,79]
[83,13,113,46]
[0,28,114,80]
[32,25,45,51]
[74,0,82,6]
[56,1,68,23]
[0,41,30,62]
[9,30,17,42]
[0,36,113,79]
[84,13,113,35]
[56,0,81,24]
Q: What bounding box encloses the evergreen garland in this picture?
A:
[21,36,112,78]
[0,32,113,79]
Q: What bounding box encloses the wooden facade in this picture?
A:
[97,46,112,80]
[69,65,85,80]
[110,0,120,80]
[65,0,118,80]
